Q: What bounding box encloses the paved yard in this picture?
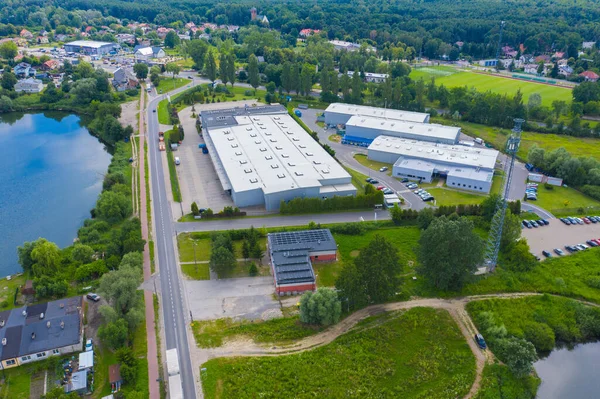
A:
[184,276,282,321]
[523,220,600,258]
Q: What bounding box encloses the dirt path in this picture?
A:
[196,292,561,399]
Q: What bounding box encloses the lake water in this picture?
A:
[534,342,600,399]
[0,112,111,278]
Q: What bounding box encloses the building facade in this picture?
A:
[64,40,117,55]
[324,103,430,127]
[267,229,337,295]
[15,78,43,93]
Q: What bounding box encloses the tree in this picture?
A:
[281,62,292,93]
[166,63,181,78]
[96,191,131,223]
[351,70,363,104]
[188,39,209,70]
[0,41,18,60]
[536,62,545,75]
[417,208,435,229]
[204,51,217,82]
[0,95,13,112]
[500,210,521,251]
[72,244,94,264]
[1,71,17,90]
[527,145,546,168]
[481,193,501,221]
[133,63,148,80]
[527,93,542,110]
[219,52,228,85]
[70,78,98,104]
[417,216,484,291]
[31,240,61,277]
[226,53,236,87]
[495,337,537,377]
[18,240,39,274]
[336,235,402,310]
[299,288,342,326]
[552,100,567,118]
[191,202,199,216]
[210,247,236,277]
[98,318,128,349]
[44,386,80,399]
[248,54,260,90]
[164,30,180,48]
[99,263,142,322]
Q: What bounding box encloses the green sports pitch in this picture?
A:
[410,66,573,107]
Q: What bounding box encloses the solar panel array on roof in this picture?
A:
[269,230,332,247]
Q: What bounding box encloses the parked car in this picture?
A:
[522,220,532,229]
[560,218,571,225]
[174,157,181,165]
[576,244,588,250]
[542,250,552,258]
[539,219,549,226]
[530,220,539,228]
[370,179,379,185]
[583,218,591,224]
[422,196,435,202]
[86,293,101,302]
[565,245,576,253]
[366,177,374,183]
[474,334,487,349]
[379,166,388,172]
[377,185,385,190]
[576,218,584,225]
[554,248,565,256]
[383,188,394,195]
[586,240,598,247]
[401,178,409,183]
[86,339,93,352]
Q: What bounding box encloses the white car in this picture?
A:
[379,166,388,172]
[85,339,93,352]
[175,157,181,165]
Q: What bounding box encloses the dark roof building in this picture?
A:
[0,296,83,369]
[267,229,337,295]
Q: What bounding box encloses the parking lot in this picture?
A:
[523,218,600,259]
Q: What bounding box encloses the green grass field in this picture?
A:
[426,174,502,206]
[410,67,572,107]
[342,165,370,194]
[529,185,600,215]
[353,154,393,175]
[157,98,170,125]
[313,261,344,287]
[201,307,475,399]
[155,77,190,94]
[433,118,600,160]
[181,263,211,280]
[164,130,182,202]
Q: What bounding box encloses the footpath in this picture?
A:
[138,87,160,399]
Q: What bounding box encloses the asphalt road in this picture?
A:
[147,86,199,398]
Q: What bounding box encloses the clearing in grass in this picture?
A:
[201,307,476,399]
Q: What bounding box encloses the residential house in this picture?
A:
[346,71,388,83]
[535,55,551,63]
[225,25,240,32]
[178,34,191,41]
[524,64,541,75]
[112,68,138,92]
[55,34,68,42]
[116,33,135,45]
[299,29,321,38]
[185,22,196,29]
[582,41,596,50]
[14,63,35,78]
[156,27,173,39]
[64,370,88,395]
[20,29,33,39]
[15,78,43,93]
[552,51,565,60]
[520,54,535,64]
[134,46,166,62]
[0,296,84,370]
[329,40,374,52]
[501,46,517,58]
[37,36,49,44]
[580,70,599,82]
[558,65,573,77]
[455,41,464,49]
[21,281,34,296]
[500,58,522,69]
[198,33,211,41]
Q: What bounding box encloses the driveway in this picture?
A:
[184,277,282,321]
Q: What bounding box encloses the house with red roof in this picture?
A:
[20,29,33,39]
[299,29,321,37]
[580,70,599,82]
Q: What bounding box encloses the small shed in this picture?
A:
[65,369,88,394]
[78,350,94,370]
[21,280,35,295]
[109,364,122,392]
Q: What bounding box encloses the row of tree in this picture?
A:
[528,146,600,187]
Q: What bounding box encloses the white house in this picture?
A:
[15,78,43,93]
[134,46,166,62]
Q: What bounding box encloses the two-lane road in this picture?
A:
[146,86,198,398]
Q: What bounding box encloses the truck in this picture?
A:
[159,142,166,151]
[474,137,484,145]
[168,374,183,399]
[166,348,180,376]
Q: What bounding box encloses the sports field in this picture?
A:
[410,67,572,107]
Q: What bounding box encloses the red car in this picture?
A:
[377,185,385,190]
[583,218,591,224]
[592,239,600,245]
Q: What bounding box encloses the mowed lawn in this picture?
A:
[411,67,572,107]
[155,77,190,93]
[201,307,476,399]
[528,185,600,214]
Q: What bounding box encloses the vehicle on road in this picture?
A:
[86,293,100,302]
[475,333,487,349]
[175,157,181,165]
[153,109,156,112]
[554,248,564,256]
[379,166,388,172]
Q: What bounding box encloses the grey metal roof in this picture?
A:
[201,105,287,128]
[0,296,82,360]
[268,229,336,286]
[65,369,88,393]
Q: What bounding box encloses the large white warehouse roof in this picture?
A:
[346,115,460,143]
[208,113,350,195]
[65,40,115,48]
[369,135,499,170]
[325,103,429,124]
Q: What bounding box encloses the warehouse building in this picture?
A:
[368,136,500,193]
[324,103,430,126]
[202,105,356,211]
[0,296,84,369]
[63,40,118,55]
[267,229,337,295]
[344,115,461,145]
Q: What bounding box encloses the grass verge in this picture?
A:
[154,294,167,399]
[201,308,475,398]
[181,263,210,280]
[342,165,369,194]
[157,99,170,125]
[156,77,189,94]
[353,153,393,175]
[164,130,182,202]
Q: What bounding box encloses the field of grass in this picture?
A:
[0,274,26,310]
[201,307,475,398]
[474,364,539,399]
[94,348,118,398]
[192,315,323,348]
[427,187,488,206]
[155,77,189,94]
[313,260,344,287]
[164,130,182,202]
[181,263,211,280]
[177,234,267,263]
[467,295,600,353]
[411,67,572,107]
[435,117,600,160]
[157,98,170,125]
[353,153,393,175]
[529,185,600,215]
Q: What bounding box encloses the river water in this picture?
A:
[0,112,111,278]
[534,341,600,398]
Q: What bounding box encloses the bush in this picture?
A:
[191,202,199,216]
[544,183,554,190]
[299,288,342,326]
[524,322,555,352]
[248,262,258,276]
[279,191,384,214]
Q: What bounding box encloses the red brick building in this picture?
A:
[267,229,337,296]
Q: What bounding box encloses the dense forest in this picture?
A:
[1,0,599,58]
